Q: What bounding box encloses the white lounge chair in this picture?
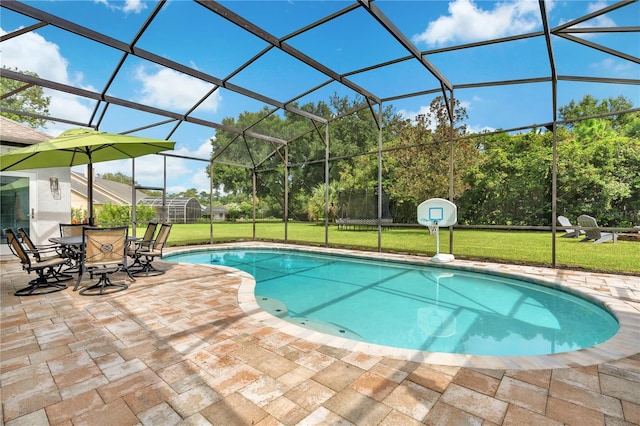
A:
[576,215,618,244]
[557,215,583,238]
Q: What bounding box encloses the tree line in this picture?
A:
[211,94,639,227]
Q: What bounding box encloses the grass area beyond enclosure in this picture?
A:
[146,222,640,275]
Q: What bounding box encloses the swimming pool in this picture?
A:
[164,248,619,357]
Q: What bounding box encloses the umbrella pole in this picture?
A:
[87,163,94,226]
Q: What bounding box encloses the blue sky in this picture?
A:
[1,0,638,194]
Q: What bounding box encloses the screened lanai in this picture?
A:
[1,0,638,271]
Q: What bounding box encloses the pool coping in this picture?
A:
[163,242,640,370]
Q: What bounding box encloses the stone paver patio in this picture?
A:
[1,242,639,425]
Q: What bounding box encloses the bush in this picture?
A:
[95,204,157,227]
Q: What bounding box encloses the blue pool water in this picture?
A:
[164,249,619,356]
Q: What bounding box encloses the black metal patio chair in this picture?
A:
[127,223,172,277]
[3,228,72,296]
[75,226,135,296]
[17,227,65,261]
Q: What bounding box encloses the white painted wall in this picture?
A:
[33,167,71,246]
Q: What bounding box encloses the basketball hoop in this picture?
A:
[417,198,457,263]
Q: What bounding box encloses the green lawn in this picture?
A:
[146,222,640,275]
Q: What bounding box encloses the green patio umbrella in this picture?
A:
[0,128,175,225]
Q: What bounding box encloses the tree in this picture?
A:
[307,182,340,222]
[456,100,639,227]
[559,94,633,132]
[225,201,253,221]
[210,107,290,196]
[458,129,554,225]
[208,94,397,221]
[383,96,474,221]
[172,188,209,206]
[0,67,51,128]
[557,125,640,226]
[622,112,640,139]
[98,172,134,186]
[96,204,157,227]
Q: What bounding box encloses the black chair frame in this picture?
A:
[128,223,172,277]
[3,228,72,296]
[75,226,135,296]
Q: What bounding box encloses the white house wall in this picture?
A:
[34,167,71,246]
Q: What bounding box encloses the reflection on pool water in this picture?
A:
[164,249,619,356]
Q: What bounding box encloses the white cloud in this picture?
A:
[191,141,213,158]
[557,1,616,35]
[134,66,222,113]
[412,0,541,47]
[583,1,617,27]
[459,99,472,111]
[167,141,213,192]
[466,124,496,133]
[123,0,146,14]
[93,0,147,14]
[1,28,97,130]
[0,28,69,83]
[192,169,211,192]
[397,105,432,123]
[589,58,634,77]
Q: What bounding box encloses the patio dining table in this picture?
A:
[49,235,83,246]
[49,235,140,246]
[49,235,84,275]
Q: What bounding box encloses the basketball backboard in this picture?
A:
[417,198,457,227]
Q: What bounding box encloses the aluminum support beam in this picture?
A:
[539,0,559,268]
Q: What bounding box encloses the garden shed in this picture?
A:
[138,197,202,224]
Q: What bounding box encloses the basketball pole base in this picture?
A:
[431,226,455,263]
[431,253,455,263]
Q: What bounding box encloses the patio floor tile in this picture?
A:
[312,360,365,392]
[348,371,398,402]
[495,376,548,414]
[382,380,439,421]
[72,398,138,426]
[404,364,454,393]
[166,384,221,417]
[453,367,502,396]
[423,400,484,426]
[297,406,351,425]
[120,381,177,415]
[200,392,268,425]
[440,383,508,424]
[324,387,392,425]
[549,378,624,418]
[263,395,310,425]
[44,390,104,424]
[502,404,563,426]
[622,400,640,424]
[546,396,606,426]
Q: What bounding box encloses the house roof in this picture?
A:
[0,116,51,146]
[71,171,147,206]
